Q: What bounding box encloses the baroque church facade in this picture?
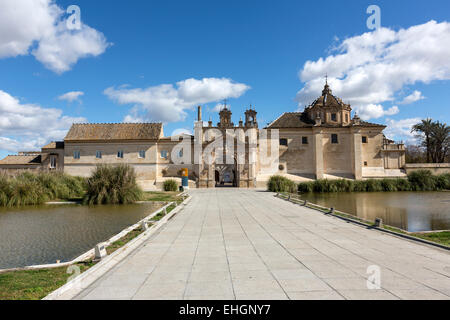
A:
[0,83,406,189]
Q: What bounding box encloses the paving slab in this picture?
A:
[71,189,450,300]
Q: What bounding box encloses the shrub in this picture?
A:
[352,180,367,192]
[407,170,437,191]
[163,179,179,192]
[394,178,411,191]
[267,175,297,193]
[0,171,86,207]
[298,181,314,193]
[334,179,354,192]
[380,179,398,192]
[0,175,10,206]
[435,173,450,190]
[365,179,383,192]
[84,164,143,205]
[6,178,47,207]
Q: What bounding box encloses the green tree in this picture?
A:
[411,118,434,163]
[429,121,449,163]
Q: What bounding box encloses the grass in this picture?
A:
[0,171,86,207]
[411,231,450,246]
[296,171,450,193]
[83,164,143,205]
[106,228,147,255]
[0,262,94,300]
[163,179,178,192]
[141,191,181,202]
[267,175,298,193]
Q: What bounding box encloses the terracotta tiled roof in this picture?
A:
[267,113,386,129]
[64,123,163,141]
[0,155,42,165]
[267,112,315,128]
[42,141,64,149]
[355,121,386,128]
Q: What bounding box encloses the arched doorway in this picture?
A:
[215,164,236,187]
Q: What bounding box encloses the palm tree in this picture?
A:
[429,122,449,163]
[411,118,434,163]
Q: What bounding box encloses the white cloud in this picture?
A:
[384,117,422,143]
[104,78,250,123]
[0,0,109,73]
[0,89,86,153]
[171,128,193,136]
[399,90,425,105]
[58,91,84,103]
[354,104,399,121]
[211,103,229,113]
[296,21,450,123]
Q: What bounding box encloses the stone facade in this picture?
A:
[0,83,408,189]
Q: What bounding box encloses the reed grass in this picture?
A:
[0,171,86,207]
[297,170,450,193]
[267,175,298,193]
[163,179,178,192]
[83,164,143,205]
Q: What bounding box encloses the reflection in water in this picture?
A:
[0,203,161,269]
[299,192,450,232]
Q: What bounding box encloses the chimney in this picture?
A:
[197,106,202,122]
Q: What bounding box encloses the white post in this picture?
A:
[94,243,107,261]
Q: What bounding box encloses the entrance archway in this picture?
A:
[215,164,236,187]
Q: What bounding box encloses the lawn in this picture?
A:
[141,191,182,202]
[0,262,94,300]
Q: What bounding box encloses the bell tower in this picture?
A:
[245,105,258,128]
[218,100,234,128]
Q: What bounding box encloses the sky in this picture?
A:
[1,0,450,159]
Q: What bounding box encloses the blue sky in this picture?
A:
[1,0,450,159]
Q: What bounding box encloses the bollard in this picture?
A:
[329,208,335,214]
[94,243,107,261]
[163,207,167,215]
[374,218,383,227]
[304,200,308,206]
[288,195,291,201]
[141,220,148,231]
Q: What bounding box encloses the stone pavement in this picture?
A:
[74,189,450,300]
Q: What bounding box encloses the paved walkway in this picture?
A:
[75,189,450,300]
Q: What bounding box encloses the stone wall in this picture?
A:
[404,163,450,175]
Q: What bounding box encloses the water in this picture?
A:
[300,192,450,232]
[0,203,161,269]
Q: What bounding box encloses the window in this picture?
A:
[96,151,102,159]
[73,151,80,159]
[50,156,57,169]
[280,138,288,146]
[160,150,168,159]
[331,113,337,121]
[362,136,368,144]
[364,161,368,166]
[117,150,124,158]
[178,149,183,158]
[138,150,146,159]
[345,114,349,123]
[302,137,308,145]
[331,134,338,144]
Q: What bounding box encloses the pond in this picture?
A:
[0,203,162,269]
[299,192,450,232]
